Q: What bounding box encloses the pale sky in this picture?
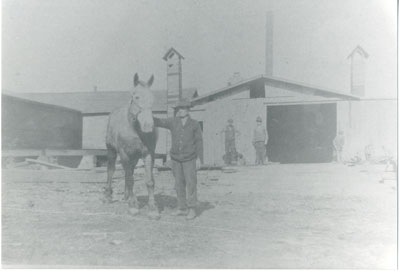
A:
[2,0,397,98]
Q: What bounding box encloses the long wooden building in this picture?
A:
[2,94,82,150]
[190,75,396,165]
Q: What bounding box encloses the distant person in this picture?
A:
[222,119,240,165]
[382,146,396,172]
[333,130,345,163]
[153,99,203,220]
[252,116,268,165]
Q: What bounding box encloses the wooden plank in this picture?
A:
[2,149,42,157]
[4,161,30,169]
[11,161,30,168]
[2,149,108,157]
[199,165,222,171]
[3,149,166,160]
[45,149,107,156]
[25,158,72,169]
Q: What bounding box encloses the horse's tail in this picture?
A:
[105,115,115,148]
[154,127,159,145]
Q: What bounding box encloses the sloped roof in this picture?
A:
[191,74,359,106]
[8,88,198,114]
[2,94,81,114]
[347,45,369,59]
[162,47,185,61]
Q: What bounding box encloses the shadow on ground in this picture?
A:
[136,194,214,216]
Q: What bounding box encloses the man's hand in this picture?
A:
[196,159,203,170]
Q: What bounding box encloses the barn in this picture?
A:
[6,44,396,168]
[189,74,396,165]
[190,75,351,165]
[2,94,82,150]
[183,19,397,166]
[8,88,198,160]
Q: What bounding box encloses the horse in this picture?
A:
[104,73,159,219]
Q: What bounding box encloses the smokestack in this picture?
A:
[162,47,184,161]
[347,45,368,96]
[163,47,184,107]
[265,10,274,76]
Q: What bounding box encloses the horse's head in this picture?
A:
[129,73,154,133]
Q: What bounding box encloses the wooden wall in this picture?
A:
[200,98,267,165]
[82,113,168,155]
[82,115,108,149]
[337,100,397,159]
[198,98,396,164]
[2,95,82,150]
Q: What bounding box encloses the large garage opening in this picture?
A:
[267,103,337,163]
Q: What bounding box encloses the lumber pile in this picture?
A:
[25,158,72,169]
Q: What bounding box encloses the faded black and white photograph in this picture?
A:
[2,0,398,269]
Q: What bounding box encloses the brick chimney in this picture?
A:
[162,47,184,162]
[163,47,184,115]
[347,45,369,96]
[265,10,274,76]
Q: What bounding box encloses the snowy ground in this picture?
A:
[2,163,397,268]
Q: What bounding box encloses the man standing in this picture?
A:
[333,130,345,163]
[222,119,239,165]
[252,116,268,165]
[153,99,203,220]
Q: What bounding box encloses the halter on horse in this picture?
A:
[105,73,159,219]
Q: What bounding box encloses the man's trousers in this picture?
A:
[254,141,266,165]
[171,158,197,209]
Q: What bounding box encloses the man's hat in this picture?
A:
[256,116,262,122]
[173,99,192,109]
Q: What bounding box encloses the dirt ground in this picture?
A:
[1,163,397,269]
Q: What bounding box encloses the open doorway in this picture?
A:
[267,103,337,163]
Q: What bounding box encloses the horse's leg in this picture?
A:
[127,157,139,202]
[104,145,117,202]
[143,153,159,219]
[121,155,139,215]
[119,150,131,200]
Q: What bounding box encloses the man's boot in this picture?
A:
[186,208,196,220]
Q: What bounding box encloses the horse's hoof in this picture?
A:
[129,207,140,216]
[102,195,113,204]
[123,193,129,201]
[103,189,113,203]
[148,211,161,220]
[104,187,112,195]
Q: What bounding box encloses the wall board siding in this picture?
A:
[337,100,397,159]
[82,113,168,154]
[2,96,82,150]
[201,99,267,165]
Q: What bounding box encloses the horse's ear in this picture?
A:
[147,75,154,87]
[133,73,139,87]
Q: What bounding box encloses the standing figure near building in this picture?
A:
[333,130,345,163]
[222,119,240,165]
[252,116,268,165]
[153,99,203,220]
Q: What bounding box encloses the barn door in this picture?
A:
[267,103,336,163]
